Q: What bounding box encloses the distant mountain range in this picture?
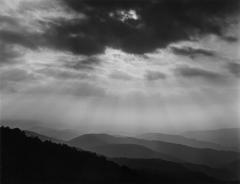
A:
[27,126,80,140]
[2,126,229,184]
[182,128,240,151]
[0,120,80,140]
[67,133,240,167]
[2,120,239,150]
[88,143,181,161]
[21,126,240,168]
[1,120,240,183]
[138,132,228,150]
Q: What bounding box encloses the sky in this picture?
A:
[0,0,240,135]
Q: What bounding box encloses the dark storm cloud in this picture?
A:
[175,65,225,82]
[44,25,105,55]
[227,62,240,77]
[0,30,38,49]
[221,36,238,43]
[64,57,101,70]
[1,0,239,68]
[170,46,216,58]
[50,0,240,54]
[0,16,41,65]
[145,71,166,81]
[0,15,19,27]
[0,43,21,65]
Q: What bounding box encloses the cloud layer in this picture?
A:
[0,0,239,134]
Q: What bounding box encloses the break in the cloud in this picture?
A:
[0,0,239,134]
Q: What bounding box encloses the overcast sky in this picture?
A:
[0,0,240,134]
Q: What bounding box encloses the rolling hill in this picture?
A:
[68,133,240,167]
[0,126,224,184]
[138,132,227,150]
[0,120,79,140]
[24,130,62,143]
[88,143,181,161]
[182,128,240,151]
[27,126,79,140]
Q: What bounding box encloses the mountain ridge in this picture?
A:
[138,132,228,150]
[1,126,227,184]
[68,133,240,167]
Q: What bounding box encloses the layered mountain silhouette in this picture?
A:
[27,126,79,140]
[0,127,141,184]
[138,132,227,150]
[182,128,240,151]
[0,120,79,140]
[1,126,229,184]
[87,143,181,161]
[24,130,62,143]
[68,134,240,167]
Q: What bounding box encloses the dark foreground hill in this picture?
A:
[0,126,228,184]
[24,130,62,143]
[113,158,240,182]
[0,127,141,184]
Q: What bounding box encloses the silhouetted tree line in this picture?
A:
[0,127,237,184]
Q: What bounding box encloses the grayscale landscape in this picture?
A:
[0,0,240,183]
